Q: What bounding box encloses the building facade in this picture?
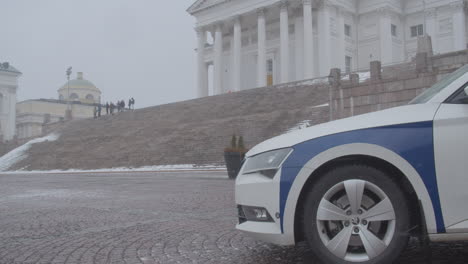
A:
[188,0,468,97]
[0,62,21,141]
[16,72,101,140]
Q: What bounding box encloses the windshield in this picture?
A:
[409,64,468,104]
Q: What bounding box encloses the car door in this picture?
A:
[433,84,468,233]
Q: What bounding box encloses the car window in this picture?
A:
[446,84,468,104]
[409,64,468,104]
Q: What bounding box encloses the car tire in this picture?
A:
[302,164,410,264]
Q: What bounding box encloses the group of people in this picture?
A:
[93,97,135,118]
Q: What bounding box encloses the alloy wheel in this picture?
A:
[316,179,396,262]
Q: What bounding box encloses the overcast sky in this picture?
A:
[1,0,197,108]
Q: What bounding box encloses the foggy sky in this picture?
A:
[1,0,197,108]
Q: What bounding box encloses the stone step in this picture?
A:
[11,84,330,171]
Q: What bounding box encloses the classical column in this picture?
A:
[425,8,437,53]
[233,16,242,92]
[294,8,304,81]
[337,8,346,72]
[8,90,15,140]
[213,23,223,95]
[303,0,314,79]
[280,1,290,83]
[379,8,393,65]
[196,28,208,97]
[318,1,331,76]
[452,2,467,51]
[257,8,267,87]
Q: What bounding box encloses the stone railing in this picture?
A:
[328,49,468,120]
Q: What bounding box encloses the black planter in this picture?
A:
[224,151,245,179]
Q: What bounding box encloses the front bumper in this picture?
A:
[235,168,295,246]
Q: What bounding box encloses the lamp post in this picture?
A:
[66,67,72,120]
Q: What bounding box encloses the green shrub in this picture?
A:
[231,134,237,149]
[224,134,248,153]
[238,136,245,150]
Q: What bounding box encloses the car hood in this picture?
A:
[246,103,441,157]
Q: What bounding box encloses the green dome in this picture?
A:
[58,72,101,104]
[58,72,100,93]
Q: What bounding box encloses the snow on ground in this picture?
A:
[286,120,312,133]
[7,189,102,200]
[312,103,329,108]
[0,134,59,172]
[300,77,329,86]
[358,71,371,82]
[284,103,329,134]
[341,71,371,82]
[0,164,226,174]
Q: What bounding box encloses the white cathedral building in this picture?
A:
[188,0,468,97]
[0,62,20,141]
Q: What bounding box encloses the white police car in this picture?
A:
[235,65,468,264]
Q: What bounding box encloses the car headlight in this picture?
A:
[242,148,293,178]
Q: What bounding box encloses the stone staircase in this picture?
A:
[10,83,330,171]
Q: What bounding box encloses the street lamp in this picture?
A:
[66,67,72,120]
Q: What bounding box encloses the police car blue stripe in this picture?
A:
[280,121,445,234]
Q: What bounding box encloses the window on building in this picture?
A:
[391,24,397,37]
[344,24,351,37]
[345,56,352,73]
[70,93,79,100]
[410,24,424,37]
[85,94,94,101]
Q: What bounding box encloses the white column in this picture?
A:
[8,91,16,140]
[213,23,223,95]
[295,9,304,81]
[337,8,346,72]
[196,28,208,97]
[452,2,467,51]
[257,8,267,87]
[318,2,331,76]
[379,8,393,65]
[233,16,242,92]
[401,16,408,62]
[425,8,437,53]
[280,1,290,83]
[303,0,314,79]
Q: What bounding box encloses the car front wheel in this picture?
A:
[302,165,410,264]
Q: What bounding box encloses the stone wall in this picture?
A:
[330,49,468,120]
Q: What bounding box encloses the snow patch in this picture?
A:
[284,103,329,134]
[358,71,371,82]
[0,164,226,174]
[312,103,329,108]
[300,77,329,86]
[0,134,59,171]
[8,189,101,199]
[341,71,371,82]
[286,120,312,134]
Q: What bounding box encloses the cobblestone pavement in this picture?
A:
[0,171,467,264]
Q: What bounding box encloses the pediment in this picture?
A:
[187,0,230,14]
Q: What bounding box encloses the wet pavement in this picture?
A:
[0,171,467,264]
